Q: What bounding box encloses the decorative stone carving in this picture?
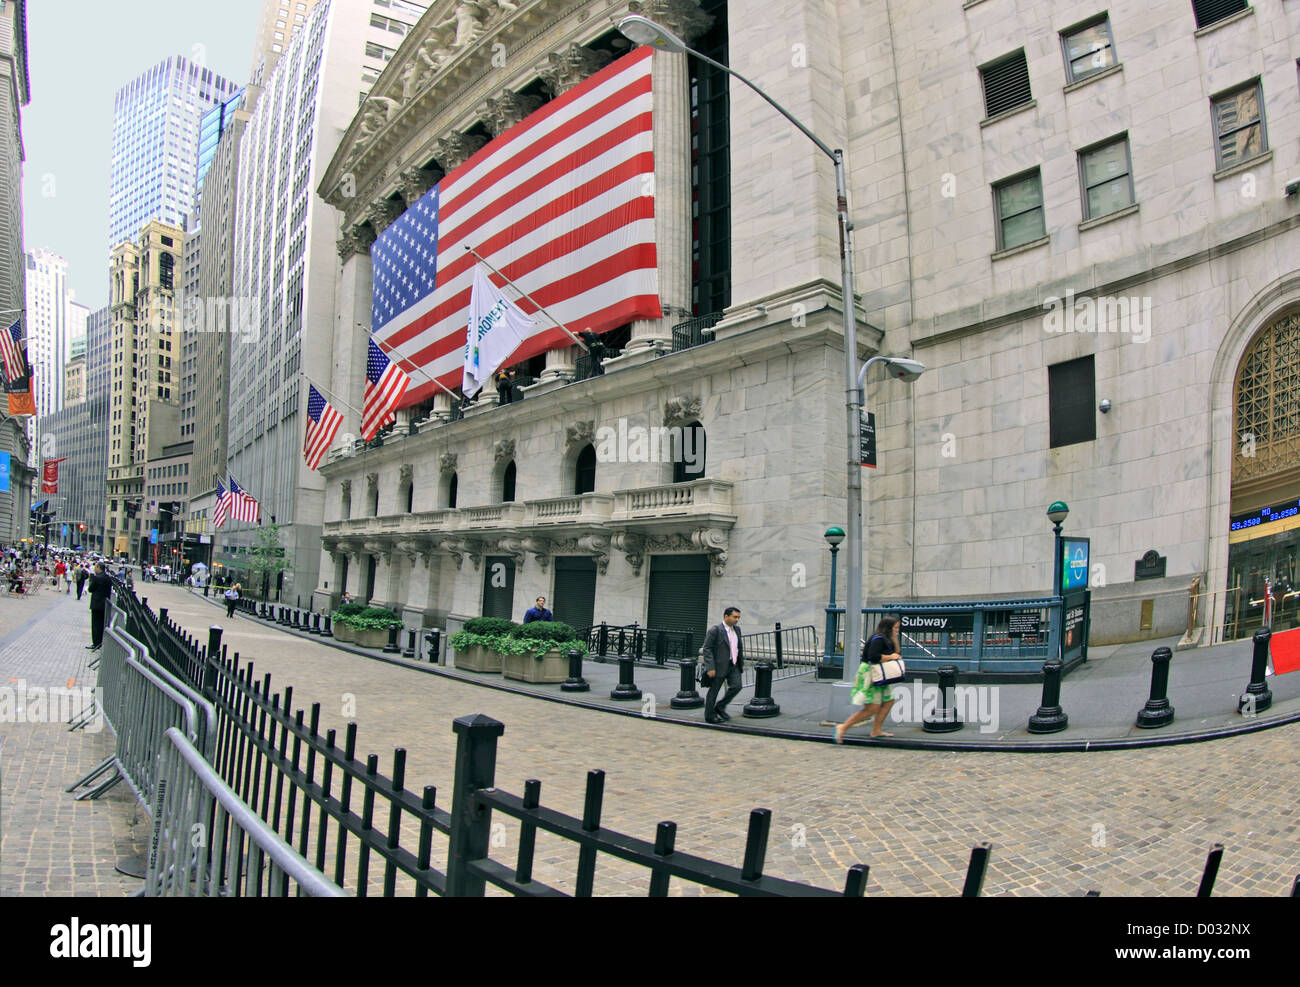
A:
[577,533,611,576]
[340,479,352,497]
[497,536,527,571]
[415,23,456,87]
[439,452,458,475]
[432,133,488,172]
[628,0,714,44]
[483,91,543,137]
[566,420,596,449]
[692,527,729,575]
[522,536,551,571]
[437,1,486,49]
[484,0,519,19]
[664,396,702,427]
[336,226,376,261]
[399,463,414,487]
[493,439,515,464]
[363,539,392,562]
[398,167,440,207]
[366,472,379,492]
[357,96,400,140]
[438,537,467,568]
[366,199,404,236]
[538,44,611,98]
[611,532,645,576]
[394,539,425,565]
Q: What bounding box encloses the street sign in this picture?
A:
[1062,537,1090,592]
[859,410,876,468]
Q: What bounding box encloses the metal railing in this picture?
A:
[741,624,819,688]
[145,727,346,898]
[670,313,723,353]
[584,622,697,666]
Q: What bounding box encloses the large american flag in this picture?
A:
[0,320,26,383]
[212,480,229,529]
[304,384,343,470]
[371,46,659,404]
[362,338,410,440]
[228,476,260,524]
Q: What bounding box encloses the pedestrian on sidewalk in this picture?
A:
[701,606,744,724]
[224,582,241,619]
[74,564,87,600]
[86,563,112,651]
[835,617,901,743]
[54,558,68,593]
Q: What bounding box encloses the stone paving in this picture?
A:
[142,582,1300,897]
[0,587,147,896]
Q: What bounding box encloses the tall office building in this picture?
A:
[222,0,427,597]
[249,0,321,79]
[24,248,88,418]
[108,56,239,251]
[0,0,32,542]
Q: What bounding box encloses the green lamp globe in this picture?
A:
[824,526,845,546]
[1046,501,1069,525]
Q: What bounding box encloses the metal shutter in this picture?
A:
[981,51,1032,118]
[481,555,516,620]
[1048,356,1096,448]
[1191,0,1248,29]
[646,554,711,654]
[552,556,597,631]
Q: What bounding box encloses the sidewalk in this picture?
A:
[182,588,1300,751]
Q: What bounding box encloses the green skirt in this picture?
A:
[850,662,895,706]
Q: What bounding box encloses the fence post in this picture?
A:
[446,713,506,897]
[1027,658,1068,733]
[743,663,780,717]
[1136,647,1175,728]
[203,626,223,698]
[597,622,608,660]
[1237,627,1273,715]
[924,664,963,733]
[773,622,784,669]
[562,649,589,692]
[610,655,642,701]
[670,658,703,709]
[159,607,168,627]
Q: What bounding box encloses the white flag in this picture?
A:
[463,265,537,397]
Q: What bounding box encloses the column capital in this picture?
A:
[538,44,611,98]
[627,0,714,45]
[483,90,544,137]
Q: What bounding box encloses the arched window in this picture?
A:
[1235,311,1300,484]
[403,480,414,513]
[502,461,516,503]
[447,472,458,509]
[575,444,596,495]
[672,421,706,484]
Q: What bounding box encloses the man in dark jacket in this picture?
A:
[523,596,553,623]
[86,563,113,651]
[74,564,88,600]
[700,606,744,723]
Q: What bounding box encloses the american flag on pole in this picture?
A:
[362,338,410,440]
[1,320,26,383]
[212,480,229,529]
[370,46,659,404]
[304,385,343,470]
[228,475,260,524]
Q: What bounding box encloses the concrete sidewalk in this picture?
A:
[178,586,1300,751]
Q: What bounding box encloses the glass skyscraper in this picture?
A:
[108,56,239,250]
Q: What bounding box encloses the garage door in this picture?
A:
[646,554,710,653]
[552,556,597,631]
[481,556,516,620]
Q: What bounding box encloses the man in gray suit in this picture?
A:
[701,606,744,723]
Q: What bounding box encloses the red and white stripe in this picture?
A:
[376,46,659,406]
[304,406,343,471]
[362,362,409,440]
[213,489,229,529]
[232,490,260,524]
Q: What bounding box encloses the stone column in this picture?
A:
[335,225,377,439]
[539,344,578,382]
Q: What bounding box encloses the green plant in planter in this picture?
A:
[511,620,588,660]
[332,605,403,630]
[450,617,520,654]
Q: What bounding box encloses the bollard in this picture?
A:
[596,622,609,662]
[743,662,781,717]
[1238,627,1273,715]
[670,658,703,709]
[402,628,416,658]
[561,649,589,692]
[1136,647,1175,728]
[1027,658,1068,733]
[322,614,333,638]
[610,655,642,701]
[424,628,441,662]
[310,612,321,635]
[924,664,964,733]
[203,583,210,597]
[291,609,300,629]
[297,595,302,610]
[384,624,401,653]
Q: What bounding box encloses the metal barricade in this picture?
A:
[145,727,345,898]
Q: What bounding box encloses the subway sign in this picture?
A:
[899,612,975,634]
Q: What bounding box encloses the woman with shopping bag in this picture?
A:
[834,616,904,742]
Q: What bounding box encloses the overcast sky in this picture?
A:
[22,0,263,311]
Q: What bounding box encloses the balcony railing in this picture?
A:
[670,313,723,353]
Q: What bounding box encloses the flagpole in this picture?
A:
[357,323,461,400]
[464,246,591,352]
[302,374,365,418]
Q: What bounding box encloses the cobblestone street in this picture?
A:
[139,583,1300,896]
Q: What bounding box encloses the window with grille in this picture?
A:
[1079,135,1134,220]
[1191,0,1248,29]
[1048,356,1096,448]
[993,169,1045,250]
[1234,312,1300,483]
[1061,16,1117,84]
[980,51,1032,118]
[1212,81,1266,170]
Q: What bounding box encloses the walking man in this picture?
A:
[85,563,112,651]
[701,606,744,724]
[75,562,87,599]
[523,596,553,623]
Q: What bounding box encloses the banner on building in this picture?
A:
[0,451,9,493]
[41,457,67,494]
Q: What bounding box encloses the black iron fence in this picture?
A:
[741,624,819,689]
[670,313,723,353]
[583,622,696,666]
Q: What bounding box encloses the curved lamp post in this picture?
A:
[822,526,844,668]
[617,16,925,715]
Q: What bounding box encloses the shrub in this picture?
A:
[513,620,579,644]
[335,602,366,617]
[331,604,403,630]
[463,616,518,636]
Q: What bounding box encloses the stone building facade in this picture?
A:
[307,0,1300,648]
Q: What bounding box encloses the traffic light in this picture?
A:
[78,523,86,531]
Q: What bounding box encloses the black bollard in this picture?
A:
[424,628,440,662]
[403,628,416,658]
[743,662,781,717]
[562,649,590,692]
[1027,658,1068,733]
[1238,627,1273,715]
[1136,647,1175,728]
[291,609,300,629]
[670,658,703,709]
[322,614,333,638]
[596,622,609,662]
[310,612,321,635]
[297,595,301,610]
[924,664,964,733]
[610,655,642,701]
[384,624,401,653]
[204,582,210,597]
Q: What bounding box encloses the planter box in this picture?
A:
[333,624,393,648]
[454,643,503,674]
[502,647,569,684]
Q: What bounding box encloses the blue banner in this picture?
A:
[0,451,9,492]
[150,529,158,544]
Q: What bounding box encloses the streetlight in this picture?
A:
[822,526,845,671]
[1047,501,1069,598]
[616,15,925,717]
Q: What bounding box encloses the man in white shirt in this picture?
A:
[701,606,744,723]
